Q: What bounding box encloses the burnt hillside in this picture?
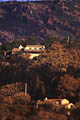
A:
[0,0,80,43]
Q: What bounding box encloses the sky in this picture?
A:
[0,0,42,1]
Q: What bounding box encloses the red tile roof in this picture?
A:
[44,99,66,102]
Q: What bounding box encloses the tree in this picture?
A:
[57,74,80,102]
[71,107,80,120]
[31,74,45,101]
[41,37,59,50]
[25,37,37,45]
[1,41,12,51]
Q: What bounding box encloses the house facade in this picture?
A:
[24,45,45,59]
[24,45,45,52]
[11,45,45,59]
[36,98,74,110]
[65,103,74,109]
[44,98,69,106]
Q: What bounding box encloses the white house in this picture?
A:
[24,45,45,59]
[65,103,74,109]
[37,98,74,110]
[11,45,45,59]
[24,45,45,51]
[44,98,69,106]
[60,99,69,105]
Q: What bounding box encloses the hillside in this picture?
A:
[0,42,80,119]
[0,0,80,43]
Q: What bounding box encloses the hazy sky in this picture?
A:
[0,0,42,1]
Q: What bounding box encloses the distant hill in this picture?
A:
[0,0,80,43]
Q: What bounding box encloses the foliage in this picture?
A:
[0,37,36,52]
[56,74,80,101]
[71,107,80,120]
[26,43,80,101]
[41,37,59,49]
[0,42,80,103]
[26,37,37,45]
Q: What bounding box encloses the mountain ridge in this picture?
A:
[0,0,80,43]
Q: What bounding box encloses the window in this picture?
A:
[29,48,32,49]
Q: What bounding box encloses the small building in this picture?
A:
[24,45,45,52]
[24,45,45,59]
[37,98,74,111]
[10,45,45,59]
[12,48,21,55]
[44,98,69,106]
[37,98,70,108]
[65,103,74,109]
